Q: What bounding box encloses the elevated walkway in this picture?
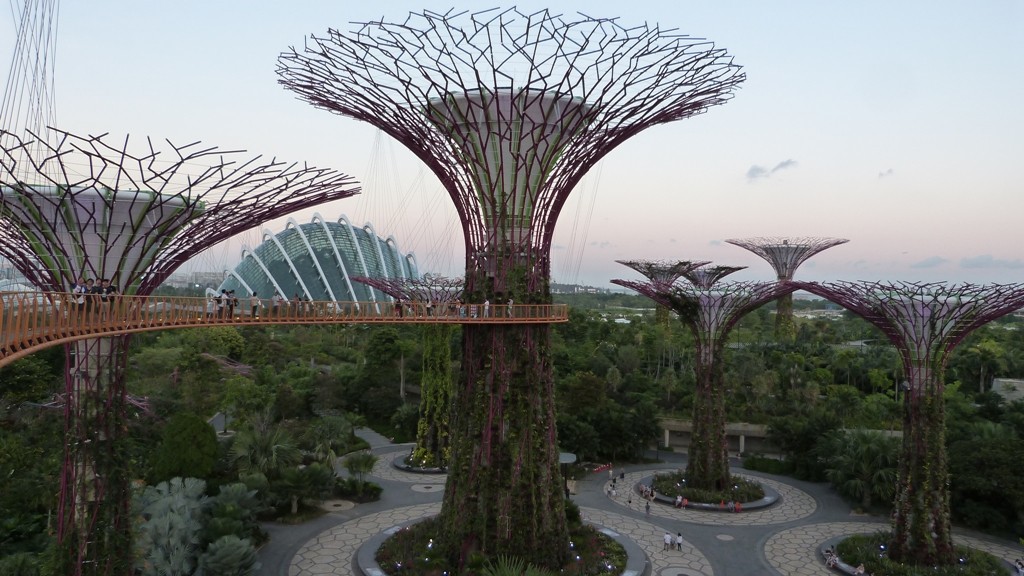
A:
[0,291,567,367]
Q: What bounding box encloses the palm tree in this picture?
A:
[822,429,899,511]
[230,415,301,480]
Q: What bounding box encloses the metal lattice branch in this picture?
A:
[792,280,1024,380]
[725,236,848,280]
[353,273,465,304]
[0,128,360,294]
[613,278,793,351]
[615,259,709,290]
[683,264,746,289]
[278,8,744,262]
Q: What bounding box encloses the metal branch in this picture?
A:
[0,128,360,295]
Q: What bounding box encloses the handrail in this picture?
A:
[0,291,568,368]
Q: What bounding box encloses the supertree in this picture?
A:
[617,260,709,326]
[354,274,464,468]
[791,280,1024,566]
[614,263,792,491]
[683,264,747,289]
[0,128,359,575]
[278,7,744,568]
[725,236,848,340]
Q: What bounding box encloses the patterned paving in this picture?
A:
[290,504,713,576]
[604,470,817,525]
[764,521,1024,576]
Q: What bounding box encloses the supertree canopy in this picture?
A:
[355,274,464,468]
[725,236,847,340]
[792,280,1024,566]
[279,7,744,569]
[0,127,359,576]
[683,264,746,289]
[615,267,793,492]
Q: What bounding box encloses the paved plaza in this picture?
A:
[257,431,1023,575]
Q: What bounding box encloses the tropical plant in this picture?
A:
[150,412,219,483]
[133,477,209,576]
[198,534,260,576]
[229,414,301,480]
[343,451,379,495]
[204,482,262,544]
[820,429,899,511]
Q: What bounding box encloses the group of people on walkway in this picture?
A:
[662,531,684,552]
[70,276,120,319]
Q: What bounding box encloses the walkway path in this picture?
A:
[257,443,1023,575]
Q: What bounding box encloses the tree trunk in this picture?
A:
[685,340,730,491]
[775,293,795,342]
[437,267,568,571]
[57,336,134,576]
[889,369,954,565]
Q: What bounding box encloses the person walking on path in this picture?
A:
[675,533,683,551]
[663,532,672,551]
[645,501,651,515]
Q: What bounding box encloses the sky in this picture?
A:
[2,1,1022,289]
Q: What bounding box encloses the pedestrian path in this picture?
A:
[259,448,1024,575]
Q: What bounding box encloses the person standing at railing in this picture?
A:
[103,278,120,322]
[71,276,88,319]
[271,291,284,317]
[507,298,513,318]
[88,279,102,321]
[249,292,261,318]
[228,290,238,319]
[483,299,490,318]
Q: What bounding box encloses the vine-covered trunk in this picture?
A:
[58,336,133,576]
[412,323,455,468]
[774,292,795,342]
[685,342,730,491]
[889,370,954,565]
[438,267,568,571]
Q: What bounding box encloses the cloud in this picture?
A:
[878,168,894,178]
[771,159,797,173]
[960,255,1024,269]
[910,256,948,269]
[746,159,797,181]
[746,165,769,179]
[708,239,722,246]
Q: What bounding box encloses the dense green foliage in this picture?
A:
[150,412,219,483]
[836,532,1006,575]
[4,292,1024,566]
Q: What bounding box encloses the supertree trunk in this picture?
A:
[412,324,455,468]
[57,336,133,576]
[890,367,954,565]
[686,341,730,491]
[438,267,568,571]
[774,292,796,341]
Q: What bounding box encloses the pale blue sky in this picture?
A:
[3,1,1022,287]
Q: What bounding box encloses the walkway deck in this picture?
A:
[0,291,567,367]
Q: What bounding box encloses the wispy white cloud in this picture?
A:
[960,255,1024,269]
[878,168,894,178]
[910,256,947,269]
[746,159,797,181]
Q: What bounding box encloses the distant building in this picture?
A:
[217,214,418,303]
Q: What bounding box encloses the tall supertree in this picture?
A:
[792,280,1024,566]
[0,128,359,575]
[354,274,464,468]
[278,8,744,569]
[614,263,792,491]
[725,236,848,340]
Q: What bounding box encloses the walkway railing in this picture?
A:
[0,291,568,368]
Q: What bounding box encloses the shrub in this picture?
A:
[149,413,218,483]
[198,534,260,576]
[742,454,794,475]
[652,472,764,503]
[836,532,1006,576]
